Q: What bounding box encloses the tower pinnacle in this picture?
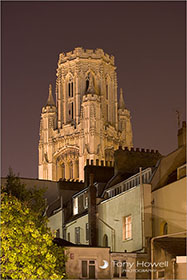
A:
[46,84,55,107]
[119,88,125,110]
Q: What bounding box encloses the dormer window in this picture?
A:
[73,197,78,215]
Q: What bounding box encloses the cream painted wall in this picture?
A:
[66,214,88,244]
[98,184,152,252]
[48,210,63,238]
[152,177,186,236]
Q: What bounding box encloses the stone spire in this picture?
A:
[119,88,125,109]
[46,84,55,106]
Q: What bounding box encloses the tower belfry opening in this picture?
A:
[38,47,133,181]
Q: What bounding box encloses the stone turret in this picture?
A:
[46,84,55,107]
[118,88,133,148]
[119,88,126,110]
[178,121,186,148]
[38,85,57,180]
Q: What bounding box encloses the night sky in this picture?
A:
[2,1,186,178]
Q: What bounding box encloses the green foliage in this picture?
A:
[1,193,66,279]
[1,170,67,279]
[3,168,46,216]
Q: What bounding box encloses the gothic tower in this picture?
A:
[38,47,133,181]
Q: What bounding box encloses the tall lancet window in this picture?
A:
[106,81,109,122]
[68,81,73,97]
[67,76,74,123]
[86,73,90,92]
[69,162,73,179]
[106,84,108,100]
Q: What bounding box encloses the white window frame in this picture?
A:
[73,197,78,215]
[81,259,96,279]
[123,215,132,241]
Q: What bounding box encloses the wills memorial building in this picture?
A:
[38,47,133,181]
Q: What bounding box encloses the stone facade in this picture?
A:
[38,47,133,181]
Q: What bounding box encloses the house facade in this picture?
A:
[150,121,186,280]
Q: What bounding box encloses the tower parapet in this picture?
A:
[58,47,115,66]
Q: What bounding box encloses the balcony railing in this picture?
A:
[107,167,152,198]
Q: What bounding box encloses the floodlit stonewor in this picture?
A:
[38,47,133,181]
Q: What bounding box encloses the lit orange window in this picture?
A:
[123,215,132,240]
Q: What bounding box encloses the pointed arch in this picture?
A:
[66,73,74,98]
[103,234,108,247]
[85,70,96,93]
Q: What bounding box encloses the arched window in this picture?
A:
[103,234,108,247]
[69,162,73,179]
[68,81,73,97]
[62,163,65,179]
[85,72,95,93]
[160,221,168,235]
[86,78,89,92]
[163,222,168,235]
[105,79,109,121]
[106,84,108,100]
[85,73,90,92]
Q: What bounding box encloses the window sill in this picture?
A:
[122,238,133,242]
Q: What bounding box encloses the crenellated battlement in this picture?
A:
[118,146,159,154]
[85,158,114,167]
[58,178,83,183]
[115,146,162,174]
[58,47,115,66]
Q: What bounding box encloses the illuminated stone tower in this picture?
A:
[38,47,133,181]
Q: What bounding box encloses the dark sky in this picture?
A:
[2,1,186,178]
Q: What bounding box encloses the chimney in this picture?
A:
[88,173,97,246]
[178,121,186,148]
